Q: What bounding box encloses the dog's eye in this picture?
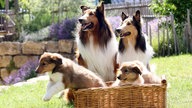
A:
[41,63,46,66]
[124,69,129,73]
[127,22,131,25]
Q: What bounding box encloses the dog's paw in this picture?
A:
[43,95,51,101]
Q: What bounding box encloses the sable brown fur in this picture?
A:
[36,52,106,102]
[112,61,161,86]
[78,2,113,48]
[117,10,146,53]
[76,1,118,81]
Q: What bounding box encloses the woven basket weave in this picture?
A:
[73,76,167,108]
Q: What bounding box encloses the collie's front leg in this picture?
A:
[43,81,65,101]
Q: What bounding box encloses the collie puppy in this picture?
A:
[76,2,118,81]
[116,10,154,70]
[36,52,106,102]
[112,61,161,86]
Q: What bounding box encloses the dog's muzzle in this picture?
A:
[115,29,131,38]
[78,18,94,31]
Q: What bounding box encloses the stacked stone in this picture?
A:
[0,40,76,84]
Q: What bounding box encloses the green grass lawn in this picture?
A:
[151,54,192,108]
[0,54,191,108]
[0,81,73,108]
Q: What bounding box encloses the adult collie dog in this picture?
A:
[116,10,154,69]
[36,52,106,102]
[76,2,118,81]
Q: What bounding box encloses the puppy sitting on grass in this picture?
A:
[112,61,161,86]
[35,52,106,102]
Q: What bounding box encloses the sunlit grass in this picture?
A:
[0,81,73,108]
[151,54,192,107]
[0,54,191,108]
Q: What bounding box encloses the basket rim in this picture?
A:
[74,81,166,93]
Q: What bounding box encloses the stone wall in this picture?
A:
[0,40,76,84]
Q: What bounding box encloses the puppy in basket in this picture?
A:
[36,52,106,103]
[112,61,161,86]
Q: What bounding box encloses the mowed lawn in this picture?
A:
[151,54,192,108]
[0,54,191,108]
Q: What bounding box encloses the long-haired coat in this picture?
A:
[76,2,118,81]
[36,52,106,102]
[116,10,154,70]
[112,61,161,86]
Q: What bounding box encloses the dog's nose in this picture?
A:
[35,70,39,74]
[117,75,121,80]
[115,29,121,33]
[35,71,38,74]
[78,19,83,23]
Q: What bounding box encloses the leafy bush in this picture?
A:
[23,12,52,33]
[49,18,78,40]
[150,0,192,26]
[148,17,188,56]
[4,60,38,85]
[6,60,17,72]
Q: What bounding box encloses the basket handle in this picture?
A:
[161,75,166,84]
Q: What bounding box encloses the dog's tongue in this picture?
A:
[120,32,131,37]
[82,23,91,31]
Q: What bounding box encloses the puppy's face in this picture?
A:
[36,52,62,74]
[117,61,142,83]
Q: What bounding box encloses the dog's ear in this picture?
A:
[96,1,104,15]
[80,6,90,13]
[51,55,62,66]
[132,66,142,75]
[121,12,128,21]
[133,10,140,22]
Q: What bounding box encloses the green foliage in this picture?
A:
[150,0,176,16]
[18,0,92,33]
[0,0,5,9]
[24,70,37,80]
[150,0,192,26]
[150,0,192,55]
[23,12,52,33]
[0,0,14,9]
[152,28,187,56]
[6,60,17,72]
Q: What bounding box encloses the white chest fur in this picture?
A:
[48,72,63,82]
[118,41,154,66]
[76,35,118,81]
[43,72,64,101]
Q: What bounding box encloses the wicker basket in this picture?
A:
[73,76,167,108]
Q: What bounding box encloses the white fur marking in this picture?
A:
[118,37,154,67]
[43,72,64,101]
[76,34,118,81]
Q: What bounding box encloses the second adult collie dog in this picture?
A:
[76,2,118,81]
[36,52,106,102]
[116,10,154,69]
